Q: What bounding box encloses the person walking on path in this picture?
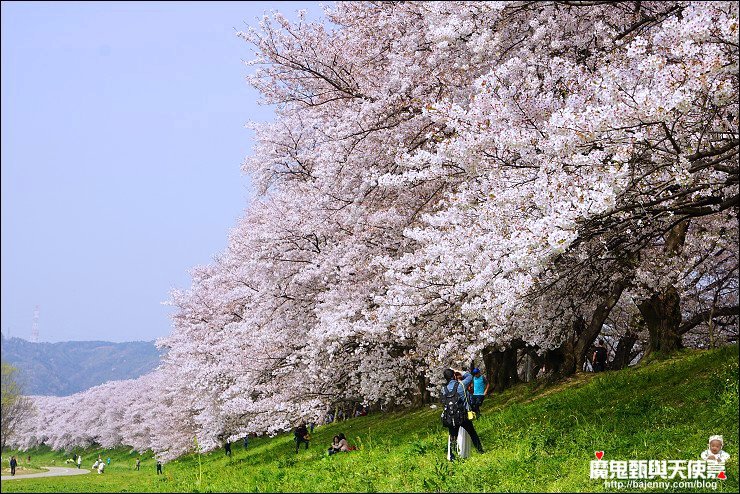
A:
[156,460,163,475]
[470,368,488,416]
[76,455,82,469]
[294,422,310,453]
[440,368,484,461]
[135,457,140,471]
[592,339,608,372]
[9,456,17,476]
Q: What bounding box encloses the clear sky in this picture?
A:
[1,1,325,343]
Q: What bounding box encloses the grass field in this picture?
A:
[2,345,737,492]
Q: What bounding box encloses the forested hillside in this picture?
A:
[0,335,160,396]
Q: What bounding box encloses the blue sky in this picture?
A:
[1,1,325,342]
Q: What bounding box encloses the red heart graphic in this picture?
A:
[595,451,604,460]
[717,471,726,480]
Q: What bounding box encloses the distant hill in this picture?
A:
[0,335,162,396]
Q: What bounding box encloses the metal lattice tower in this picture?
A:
[31,305,40,343]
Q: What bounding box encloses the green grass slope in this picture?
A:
[2,345,737,493]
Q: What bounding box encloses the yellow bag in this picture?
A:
[462,383,476,420]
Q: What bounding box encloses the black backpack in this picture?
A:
[595,347,607,364]
[440,381,465,427]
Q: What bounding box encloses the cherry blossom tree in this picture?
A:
[8,1,737,459]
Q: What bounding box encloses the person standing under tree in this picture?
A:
[294,422,310,453]
[156,460,163,475]
[9,456,17,476]
[592,339,608,372]
[440,368,484,461]
[77,455,82,469]
[224,440,232,457]
[135,457,140,471]
[470,368,489,416]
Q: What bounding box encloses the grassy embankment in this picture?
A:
[2,345,737,492]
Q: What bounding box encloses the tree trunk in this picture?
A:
[524,352,537,382]
[416,371,431,405]
[482,344,520,393]
[638,220,689,356]
[610,313,643,370]
[574,279,630,372]
[639,284,683,354]
[560,317,583,376]
[550,278,629,378]
[610,331,638,370]
[542,347,564,377]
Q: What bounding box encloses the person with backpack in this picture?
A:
[592,339,608,372]
[440,368,484,461]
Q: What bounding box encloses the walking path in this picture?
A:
[1,466,90,480]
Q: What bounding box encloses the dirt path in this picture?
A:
[1,466,91,480]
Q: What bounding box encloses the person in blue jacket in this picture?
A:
[470,368,489,416]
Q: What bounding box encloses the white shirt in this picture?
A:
[701,449,730,463]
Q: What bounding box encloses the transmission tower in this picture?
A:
[31,305,40,343]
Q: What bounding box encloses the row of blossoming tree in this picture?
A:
[10,1,738,461]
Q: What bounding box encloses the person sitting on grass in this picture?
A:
[328,435,342,455]
[337,433,350,452]
[97,461,105,474]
